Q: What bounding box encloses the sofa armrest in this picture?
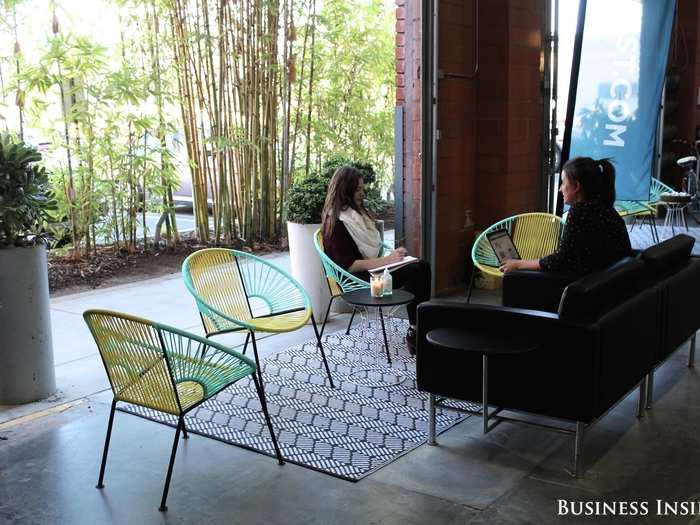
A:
[502,271,580,312]
[416,300,587,346]
[415,300,600,422]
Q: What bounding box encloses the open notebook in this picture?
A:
[369,256,418,274]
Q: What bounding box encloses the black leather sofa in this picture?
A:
[640,235,698,406]
[416,234,699,476]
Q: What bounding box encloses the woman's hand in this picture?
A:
[388,247,407,263]
[499,259,523,273]
[499,259,541,273]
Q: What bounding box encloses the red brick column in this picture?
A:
[395,0,545,293]
[395,0,423,256]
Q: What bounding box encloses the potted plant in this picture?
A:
[285,169,332,322]
[0,134,57,404]
[285,157,385,321]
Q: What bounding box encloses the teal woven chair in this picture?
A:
[83,309,283,512]
[615,178,673,243]
[182,248,334,388]
[313,228,393,337]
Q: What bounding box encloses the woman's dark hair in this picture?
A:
[321,165,366,236]
[562,156,616,207]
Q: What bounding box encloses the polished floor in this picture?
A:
[1,326,698,523]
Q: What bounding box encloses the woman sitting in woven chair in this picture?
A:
[321,165,431,354]
[500,157,632,274]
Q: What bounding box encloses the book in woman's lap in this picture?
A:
[369,256,418,274]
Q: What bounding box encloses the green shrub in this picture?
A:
[285,156,386,224]
[0,134,57,247]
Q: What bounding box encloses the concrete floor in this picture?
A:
[1,249,700,524]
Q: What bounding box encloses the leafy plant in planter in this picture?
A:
[0,134,57,247]
[285,156,386,224]
[0,133,57,404]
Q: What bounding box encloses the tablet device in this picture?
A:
[486,230,520,264]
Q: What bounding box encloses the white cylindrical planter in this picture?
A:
[0,245,56,404]
[287,222,332,322]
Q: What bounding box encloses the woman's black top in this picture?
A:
[539,200,632,274]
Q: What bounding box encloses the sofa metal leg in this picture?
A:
[645,372,654,409]
[689,334,696,368]
[428,394,437,445]
[482,355,489,434]
[636,379,646,418]
[572,421,585,478]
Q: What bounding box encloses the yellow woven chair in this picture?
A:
[182,248,334,388]
[469,212,565,301]
[83,309,283,512]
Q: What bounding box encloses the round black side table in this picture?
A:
[425,328,538,439]
[341,288,414,364]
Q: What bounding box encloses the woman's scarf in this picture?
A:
[339,208,381,259]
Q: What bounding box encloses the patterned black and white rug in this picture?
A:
[120,317,478,481]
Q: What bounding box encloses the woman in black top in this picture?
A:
[322,166,431,353]
[500,157,632,274]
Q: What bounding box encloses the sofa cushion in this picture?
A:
[558,257,644,320]
[641,234,694,277]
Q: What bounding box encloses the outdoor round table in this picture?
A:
[426,328,538,435]
[341,288,414,364]
[659,199,691,238]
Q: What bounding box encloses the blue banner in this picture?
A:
[569,0,676,200]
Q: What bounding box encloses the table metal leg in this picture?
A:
[645,371,654,409]
[378,307,392,364]
[428,393,437,445]
[662,205,671,239]
[482,354,488,434]
[671,206,677,236]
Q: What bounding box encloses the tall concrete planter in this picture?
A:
[0,244,56,404]
[287,222,331,323]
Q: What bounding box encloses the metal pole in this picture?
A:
[429,0,439,295]
[558,0,587,216]
[549,0,560,213]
